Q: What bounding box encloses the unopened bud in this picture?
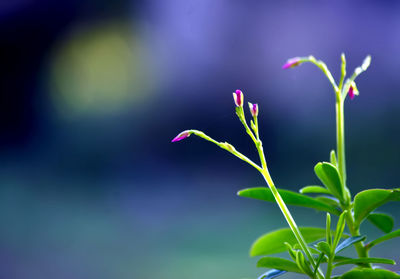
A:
[171,130,191,142]
[248,102,259,117]
[348,81,359,100]
[282,57,302,69]
[348,86,355,100]
[232,89,244,107]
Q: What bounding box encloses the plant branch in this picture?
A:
[307,56,339,96]
[256,140,324,279]
[189,130,263,172]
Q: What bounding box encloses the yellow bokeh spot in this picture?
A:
[49,21,150,118]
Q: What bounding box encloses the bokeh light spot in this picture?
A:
[49,22,151,118]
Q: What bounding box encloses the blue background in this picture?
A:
[0,0,399,278]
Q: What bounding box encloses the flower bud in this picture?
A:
[348,81,359,100]
[232,89,244,107]
[171,130,191,142]
[282,57,301,69]
[248,102,259,117]
[348,86,355,100]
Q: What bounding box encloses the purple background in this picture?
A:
[0,1,399,278]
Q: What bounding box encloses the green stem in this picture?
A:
[308,57,339,93]
[336,100,370,265]
[237,107,258,145]
[336,100,347,188]
[338,53,346,92]
[254,117,260,140]
[325,257,334,279]
[195,128,324,278]
[257,144,324,279]
[345,214,369,259]
[190,130,263,172]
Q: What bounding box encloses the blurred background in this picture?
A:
[1,0,400,278]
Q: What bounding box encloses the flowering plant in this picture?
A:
[172,54,400,279]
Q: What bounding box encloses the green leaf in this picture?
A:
[335,236,366,254]
[353,188,400,227]
[314,162,345,202]
[316,241,331,256]
[299,185,332,195]
[237,187,340,215]
[257,257,303,274]
[250,227,327,256]
[284,243,297,261]
[332,210,347,250]
[319,255,352,264]
[292,243,320,255]
[367,212,394,233]
[295,251,313,277]
[258,270,287,279]
[313,253,326,277]
[366,228,400,250]
[340,268,400,279]
[334,257,395,267]
[333,256,353,263]
[315,196,341,208]
[326,213,332,246]
[330,150,337,166]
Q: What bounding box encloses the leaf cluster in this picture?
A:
[238,159,400,278]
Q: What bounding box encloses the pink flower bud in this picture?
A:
[282,57,301,69]
[348,86,355,100]
[171,130,191,142]
[248,102,259,117]
[232,89,244,107]
[348,81,359,100]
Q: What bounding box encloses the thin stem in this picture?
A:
[254,117,260,140]
[336,101,371,264]
[257,144,324,279]
[344,213,370,263]
[257,141,267,170]
[342,55,371,99]
[338,53,346,92]
[231,149,263,172]
[229,148,263,173]
[190,130,263,172]
[193,128,324,278]
[325,257,334,279]
[237,107,258,145]
[308,56,339,93]
[336,100,346,188]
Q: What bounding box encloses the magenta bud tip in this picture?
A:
[251,103,258,117]
[248,102,259,117]
[233,89,244,107]
[282,57,301,69]
[171,131,191,142]
[348,86,355,100]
